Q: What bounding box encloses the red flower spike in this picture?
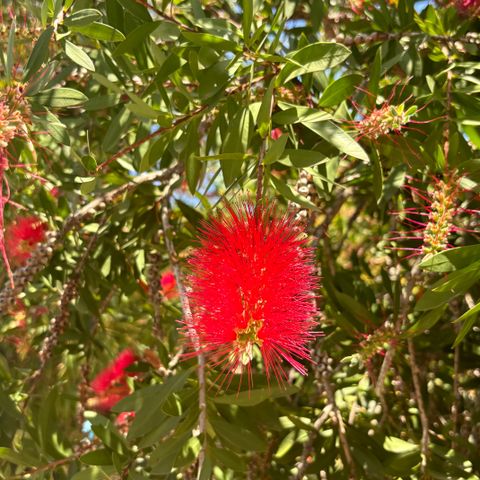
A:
[5,216,46,265]
[184,203,318,386]
[91,348,137,394]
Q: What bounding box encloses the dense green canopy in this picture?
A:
[1,0,480,478]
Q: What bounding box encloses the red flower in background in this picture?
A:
[184,203,318,385]
[88,349,137,413]
[455,0,480,13]
[270,128,283,140]
[5,216,46,265]
[91,348,136,393]
[161,271,177,299]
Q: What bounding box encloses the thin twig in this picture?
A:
[407,338,430,473]
[8,439,95,478]
[256,140,266,205]
[160,197,207,479]
[133,0,194,30]
[452,320,460,450]
[96,107,208,172]
[322,365,358,480]
[292,404,333,480]
[376,264,420,399]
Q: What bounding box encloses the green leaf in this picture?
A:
[367,47,382,109]
[278,42,351,84]
[182,31,240,52]
[6,19,15,81]
[270,175,319,211]
[335,290,375,325]
[384,436,418,453]
[71,466,114,480]
[406,306,446,336]
[0,447,42,467]
[24,26,54,82]
[453,306,479,347]
[64,9,102,27]
[80,449,113,466]
[242,0,253,42]
[102,107,131,152]
[256,77,275,137]
[305,121,369,162]
[81,154,97,172]
[113,21,161,55]
[149,431,191,471]
[176,200,204,228]
[263,134,288,165]
[80,178,97,195]
[273,102,332,125]
[116,0,152,21]
[138,416,182,449]
[155,53,187,84]
[280,149,328,168]
[125,102,161,119]
[214,385,298,406]
[39,111,70,145]
[31,88,88,107]
[112,368,192,438]
[210,447,246,472]
[64,40,95,71]
[139,134,170,172]
[419,245,480,273]
[211,417,267,452]
[195,153,251,162]
[415,261,480,311]
[221,107,252,186]
[71,23,126,42]
[318,74,362,108]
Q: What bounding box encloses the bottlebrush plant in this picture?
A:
[1,1,480,479]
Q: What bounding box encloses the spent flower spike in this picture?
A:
[184,203,318,387]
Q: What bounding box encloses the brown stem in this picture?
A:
[256,140,266,205]
[320,354,358,479]
[376,264,420,399]
[9,442,95,478]
[292,404,332,480]
[160,197,207,479]
[407,338,430,473]
[96,107,208,172]
[133,0,194,30]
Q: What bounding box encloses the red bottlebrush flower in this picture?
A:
[161,271,178,299]
[5,216,46,265]
[270,128,283,140]
[87,385,132,412]
[455,0,480,13]
[184,203,318,385]
[91,348,137,394]
[116,411,135,426]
